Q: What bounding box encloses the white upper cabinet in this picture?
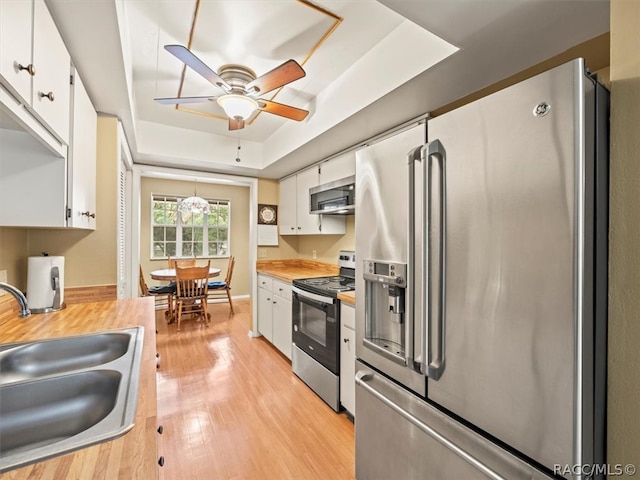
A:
[0,0,71,145]
[67,72,97,229]
[279,166,345,235]
[319,151,356,185]
[295,166,321,234]
[0,0,34,106]
[30,0,71,144]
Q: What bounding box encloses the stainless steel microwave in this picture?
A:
[309,175,355,215]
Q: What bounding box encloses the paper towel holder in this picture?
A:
[30,263,66,314]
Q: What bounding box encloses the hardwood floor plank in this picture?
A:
[156,299,355,479]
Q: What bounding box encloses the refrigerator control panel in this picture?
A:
[363,260,406,286]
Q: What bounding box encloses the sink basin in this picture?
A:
[0,332,131,384]
[0,371,121,454]
[0,327,144,473]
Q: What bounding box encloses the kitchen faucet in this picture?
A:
[0,282,31,318]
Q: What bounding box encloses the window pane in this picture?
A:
[193,228,203,241]
[183,228,193,241]
[183,242,193,256]
[180,211,193,225]
[166,227,176,241]
[166,242,176,257]
[193,212,204,226]
[219,243,228,256]
[194,242,203,256]
[153,227,164,241]
[153,243,165,257]
[167,203,178,224]
[208,241,216,253]
[219,204,229,224]
[218,229,228,241]
[153,202,165,224]
[208,228,218,241]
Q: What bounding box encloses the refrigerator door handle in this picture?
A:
[355,370,507,480]
[407,146,424,372]
[422,140,446,380]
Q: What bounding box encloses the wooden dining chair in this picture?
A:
[168,257,196,268]
[207,256,235,314]
[139,265,175,311]
[174,261,210,331]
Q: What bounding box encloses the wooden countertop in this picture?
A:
[0,298,158,480]
[337,291,356,306]
[256,259,339,283]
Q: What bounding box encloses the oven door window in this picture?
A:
[298,300,329,346]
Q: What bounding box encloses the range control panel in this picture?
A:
[338,250,356,269]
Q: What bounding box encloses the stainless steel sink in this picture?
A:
[0,332,131,384]
[0,327,144,473]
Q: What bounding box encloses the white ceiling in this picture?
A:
[46,0,609,179]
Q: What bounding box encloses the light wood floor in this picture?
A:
[155,299,355,479]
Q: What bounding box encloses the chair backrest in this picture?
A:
[175,261,210,298]
[168,257,197,269]
[139,265,150,296]
[224,256,235,286]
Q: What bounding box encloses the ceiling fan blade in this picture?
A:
[164,45,231,92]
[229,118,245,130]
[246,60,305,96]
[257,99,309,121]
[154,96,215,105]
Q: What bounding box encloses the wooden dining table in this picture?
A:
[150,266,221,323]
[150,267,221,281]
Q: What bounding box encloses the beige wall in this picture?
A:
[140,177,250,296]
[0,228,28,288]
[257,178,299,259]
[608,0,640,469]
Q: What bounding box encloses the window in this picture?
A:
[151,195,230,259]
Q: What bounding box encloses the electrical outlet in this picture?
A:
[0,270,7,296]
[259,248,267,258]
[312,250,317,259]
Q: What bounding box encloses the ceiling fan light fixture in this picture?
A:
[217,94,258,120]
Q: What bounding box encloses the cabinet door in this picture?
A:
[320,152,355,185]
[340,321,356,416]
[31,0,70,144]
[278,175,297,235]
[67,72,97,229]
[0,0,33,106]
[272,295,292,359]
[257,286,273,342]
[295,166,320,234]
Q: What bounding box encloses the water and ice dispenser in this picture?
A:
[363,260,407,365]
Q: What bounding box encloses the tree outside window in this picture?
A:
[151,195,230,259]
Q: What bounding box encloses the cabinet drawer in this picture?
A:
[272,279,291,300]
[257,274,273,291]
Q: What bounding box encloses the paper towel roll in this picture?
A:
[27,255,65,311]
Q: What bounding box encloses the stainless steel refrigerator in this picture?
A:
[354,58,608,480]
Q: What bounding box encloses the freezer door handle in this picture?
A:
[407,145,424,372]
[355,369,507,480]
[422,140,446,380]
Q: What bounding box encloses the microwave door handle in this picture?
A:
[422,140,446,380]
[407,146,422,371]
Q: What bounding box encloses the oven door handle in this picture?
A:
[292,286,335,305]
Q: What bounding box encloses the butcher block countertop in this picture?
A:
[337,291,356,306]
[0,297,159,480]
[256,259,339,283]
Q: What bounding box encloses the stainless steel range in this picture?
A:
[291,250,355,411]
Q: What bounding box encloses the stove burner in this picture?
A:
[346,283,356,289]
[304,278,330,285]
[327,276,343,281]
[327,285,352,292]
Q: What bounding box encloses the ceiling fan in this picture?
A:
[154,45,309,130]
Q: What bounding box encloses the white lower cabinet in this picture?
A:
[340,302,356,416]
[257,274,292,359]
